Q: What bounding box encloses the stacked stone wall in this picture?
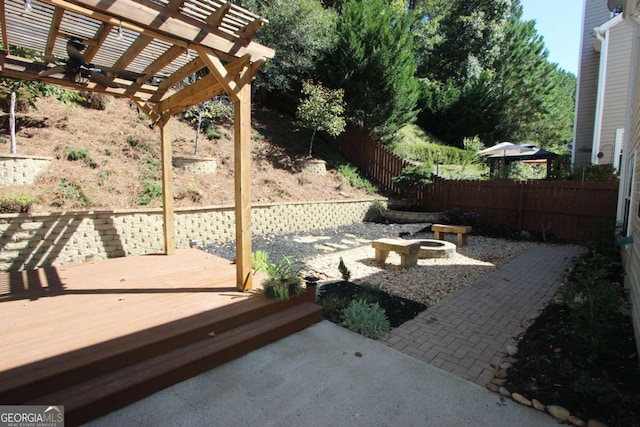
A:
[0,199,383,271]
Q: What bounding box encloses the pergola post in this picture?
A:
[160,116,176,255]
[234,80,252,291]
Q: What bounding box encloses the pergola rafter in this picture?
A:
[0,0,274,291]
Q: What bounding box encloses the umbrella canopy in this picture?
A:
[477,142,533,156]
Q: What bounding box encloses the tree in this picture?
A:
[295,80,346,157]
[236,0,338,109]
[322,0,420,141]
[424,0,512,82]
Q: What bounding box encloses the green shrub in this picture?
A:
[62,147,98,168]
[63,147,89,161]
[336,163,378,193]
[206,125,223,140]
[342,299,390,339]
[139,182,163,206]
[0,195,37,213]
[559,251,625,361]
[572,164,619,181]
[318,294,351,323]
[392,164,433,189]
[438,207,480,227]
[53,178,91,207]
[338,257,351,282]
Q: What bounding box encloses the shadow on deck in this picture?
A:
[0,249,322,426]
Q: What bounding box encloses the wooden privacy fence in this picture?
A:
[335,126,620,242]
[335,125,410,193]
[420,179,619,242]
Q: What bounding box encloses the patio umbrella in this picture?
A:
[477,142,533,156]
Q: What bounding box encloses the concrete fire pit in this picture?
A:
[410,239,456,259]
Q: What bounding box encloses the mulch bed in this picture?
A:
[505,302,640,427]
[317,281,427,328]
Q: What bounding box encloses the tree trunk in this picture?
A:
[9,86,17,154]
[308,129,316,158]
[194,109,202,156]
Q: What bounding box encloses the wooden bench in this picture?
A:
[371,238,420,269]
[431,224,472,246]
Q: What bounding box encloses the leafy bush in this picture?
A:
[392,164,433,189]
[559,251,625,361]
[438,207,480,227]
[62,147,97,167]
[571,164,619,182]
[336,163,378,193]
[139,182,162,206]
[53,178,91,207]
[253,253,304,300]
[342,299,390,340]
[0,195,37,213]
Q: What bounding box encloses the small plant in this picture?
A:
[253,253,305,300]
[139,182,163,206]
[439,207,480,227]
[559,251,625,361]
[127,136,140,148]
[336,163,377,193]
[206,125,223,140]
[338,257,351,282]
[342,300,390,340]
[318,294,351,323]
[0,195,37,213]
[63,147,89,161]
[53,177,91,207]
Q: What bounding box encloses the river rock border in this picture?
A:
[487,344,609,427]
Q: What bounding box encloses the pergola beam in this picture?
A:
[0,0,273,291]
[44,0,274,61]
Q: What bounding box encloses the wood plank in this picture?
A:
[45,0,274,61]
[0,0,7,55]
[160,117,176,255]
[234,76,252,291]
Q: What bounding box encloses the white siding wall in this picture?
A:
[574,0,614,165]
[623,28,640,357]
[599,23,634,166]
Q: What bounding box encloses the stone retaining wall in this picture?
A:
[0,154,52,186]
[0,198,383,271]
[172,156,217,174]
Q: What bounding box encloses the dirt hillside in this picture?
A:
[0,96,378,212]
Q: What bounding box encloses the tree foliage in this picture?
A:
[237,0,338,108]
[415,0,574,149]
[295,80,346,157]
[321,0,420,141]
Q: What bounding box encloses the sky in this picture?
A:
[520,0,584,75]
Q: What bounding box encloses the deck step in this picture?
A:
[0,292,318,404]
[29,302,323,426]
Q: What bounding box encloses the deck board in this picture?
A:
[0,249,261,373]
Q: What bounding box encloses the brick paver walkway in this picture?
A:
[383,245,586,387]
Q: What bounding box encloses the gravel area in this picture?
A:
[202,222,550,307]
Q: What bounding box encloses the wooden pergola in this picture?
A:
[0,0,274,291]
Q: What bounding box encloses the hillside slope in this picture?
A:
[0,96,379,213]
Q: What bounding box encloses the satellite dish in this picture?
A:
[607,0,622,12]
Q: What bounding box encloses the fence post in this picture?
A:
[517,182,525,230]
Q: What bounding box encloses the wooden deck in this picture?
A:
[0,249,322,425]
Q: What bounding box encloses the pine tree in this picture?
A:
[322,0,420,141]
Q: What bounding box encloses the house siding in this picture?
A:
[622,25,640,357]
[573,0,615,166]
[599,22,633,166]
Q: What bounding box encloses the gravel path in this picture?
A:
[202,222,552,307]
